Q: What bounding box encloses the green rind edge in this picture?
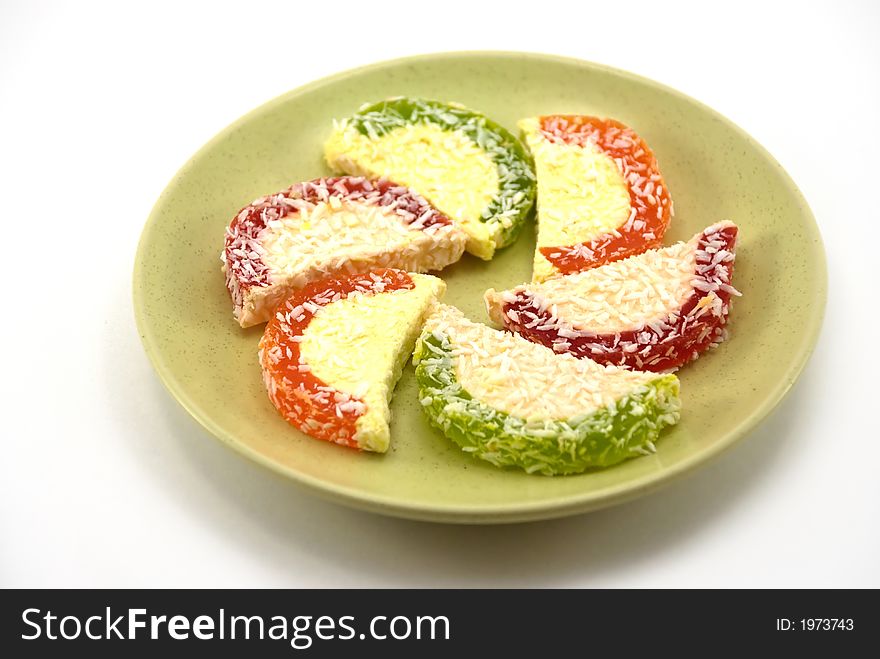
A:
[347,97,536,249]
[413,330,682,476]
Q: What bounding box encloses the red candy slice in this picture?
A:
[493,223,739,372]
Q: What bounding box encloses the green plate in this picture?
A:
[133,52,826,523]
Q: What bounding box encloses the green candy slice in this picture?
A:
[413,305,681,475]
[325,97,536,260]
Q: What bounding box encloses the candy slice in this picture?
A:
[259,269,445,453]
[325,97,536,260]
[485,222,740,372]
[413,305,681,475]
[222,176,466,327]
[520,115,673,282]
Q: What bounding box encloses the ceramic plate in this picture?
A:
[133,52,826,523]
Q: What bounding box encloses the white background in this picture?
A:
[1,0,878,588]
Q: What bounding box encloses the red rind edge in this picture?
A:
[504,225,738,372]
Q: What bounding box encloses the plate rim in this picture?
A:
[133,50,828,524]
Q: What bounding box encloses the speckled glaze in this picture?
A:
[133,52,826,524]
